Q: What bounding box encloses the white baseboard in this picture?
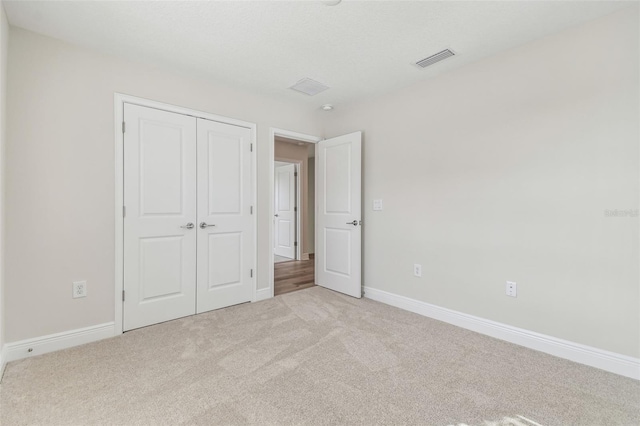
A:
[255,287,271,302]
[363,286,640,380]
[4,322,115,364]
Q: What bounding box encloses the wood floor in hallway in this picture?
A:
[274,255,315,296]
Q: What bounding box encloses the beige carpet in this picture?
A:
[1,287,639,425]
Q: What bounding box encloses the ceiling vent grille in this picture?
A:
[415,49,455,69]
[289,78,330,96]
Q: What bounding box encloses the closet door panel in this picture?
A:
[123,104,197,331]
[196,119,253,313]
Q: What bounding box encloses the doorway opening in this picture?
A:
[268,128,362,300]
[273,136,316,296]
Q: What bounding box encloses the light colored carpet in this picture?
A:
[1,287,639,425]
[274,255,294,263]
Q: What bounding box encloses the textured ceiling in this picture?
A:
[3,1,633,111]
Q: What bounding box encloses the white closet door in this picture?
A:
[196,118,254,313]
[274,163,296,259]
[123,104,197,331]
[316,131,362,298]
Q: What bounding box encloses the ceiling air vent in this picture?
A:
[415,49,455,69]
[289,78,330,96]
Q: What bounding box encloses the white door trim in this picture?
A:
[269,128,321,299]
[115,93,257,336]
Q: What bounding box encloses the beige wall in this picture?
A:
[274,139,314,256]
[0,3,8,354]
[5,28,321,342]
[323,9,639,357]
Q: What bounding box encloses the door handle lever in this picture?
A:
[200,222,216,229]
[346,220,361,226]
[180,222,195,229]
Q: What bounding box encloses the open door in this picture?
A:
[316,132,362,298]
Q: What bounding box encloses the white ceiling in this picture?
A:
[4,1,632,111]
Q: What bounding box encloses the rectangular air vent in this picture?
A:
[289,78,330,96]
[415,49,455,69]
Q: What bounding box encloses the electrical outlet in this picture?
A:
[414,264,422,277]
[506,281,517,298]
[73,281,87,298]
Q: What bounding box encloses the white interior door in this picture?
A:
[274,163,296,259]
[196,118,254,313]
[123,104,197,331]
[316,131,362,298]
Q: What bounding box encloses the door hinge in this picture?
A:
[250,143,253,152]
[294,241,298,247]
[294,172,298,177]
[123,206,126,217]
[250,205,253,214]
[250,269,253,278]
[294,206,297,212]
[122,290,125,302]
[122,122,125,134]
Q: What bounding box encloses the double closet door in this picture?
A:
[123,103,253,331]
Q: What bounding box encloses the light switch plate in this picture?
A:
[373,199,383,211]
[506,281,517,298]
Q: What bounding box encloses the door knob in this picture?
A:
[200,222,216,229]
[180,222,195,229]
[346,220,360,226]
[274,214,279,217]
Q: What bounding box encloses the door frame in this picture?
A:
[268,128,321,299]
[114,93,257,336]
[273,159,301,261]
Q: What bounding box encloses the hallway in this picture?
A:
[274,255,315,296]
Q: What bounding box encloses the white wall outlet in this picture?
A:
[414,264,422,277]
[506,281,517,298]
[73,281,87,298]
[373,199,383,211]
